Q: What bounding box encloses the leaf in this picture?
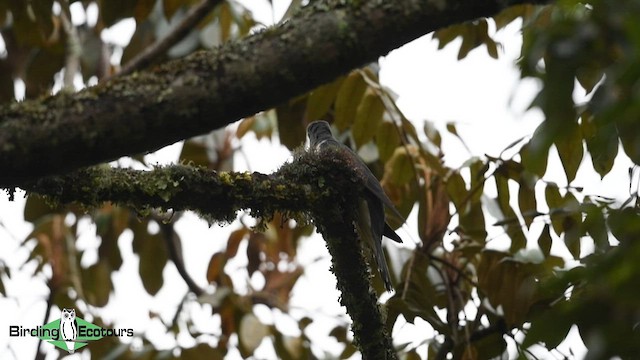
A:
[25,47,65,98]
[179,140,210,167]
[376,121,400,162]
[334,71,367,131]
[383,147,414,186]
[163,0,183,20]
[607,208,640,244]
[134,0,156,22]
[478,251,537,326]
[96,206,127,271]
[495,175,510,214]
[582,116,618,178]
[554,121,583,183]
[423,121,442,148]
[523,302,573,349]
[219,2,232,42]
[518,178,537,228]
[459,202,487,243]
[616,118,640,165]
[24,195,59,223]
[239,314,270,357]
[446,122,470,151]
[30,0,54,39]
[101,0,137,27]
[545,183,563,236]
[576,65,604,95]
[276,97,307,150]
[538,224,552,256]
[473,331,507,359]
[493,4,535,30]
[82,260,112,307]
[463,20,490,59]
[206,252,226,284]
[181,343,224,360]
[132,225,168,295]
[236,117,255,139]
[226,228,248,258]
[352,89,385,148]
[121,21,156,65]
[520,122,551,178]
[305,77,344,121]
[582,204,608,252]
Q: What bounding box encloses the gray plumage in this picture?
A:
[307,120,404,292]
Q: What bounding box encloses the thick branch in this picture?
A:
[24,147,396,357]
[0,0,548,186]
[116,0,223,77]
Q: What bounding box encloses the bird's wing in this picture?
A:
[383,223,403,243]
[363,172,405,222]
[359,196,394,292]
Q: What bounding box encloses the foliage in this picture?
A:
[1,0,640,359]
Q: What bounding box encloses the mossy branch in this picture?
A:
[20,148,396,357]
[0,0,549,186]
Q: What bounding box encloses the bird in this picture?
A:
[306,120,404,292]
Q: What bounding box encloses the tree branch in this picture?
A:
[0,0,549,187]
[23,146,399,357]
[115,0,224,78]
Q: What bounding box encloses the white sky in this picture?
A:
[1,0,634,358]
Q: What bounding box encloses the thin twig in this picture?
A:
[158,218,205,296]
[115,0,223,78]
[60,0,81,90]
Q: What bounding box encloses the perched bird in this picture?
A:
[307,120,404,292]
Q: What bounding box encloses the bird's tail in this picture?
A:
[372,237,394,292]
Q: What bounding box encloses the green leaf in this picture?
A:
[459,202,487,243]
[334,71,367,131]
[554,121,583,183]
[82,260,112,307]
[101,0,137,27]
[545,183,563,236]
[376,121,400,162]
[563,215,581,259]
[576,65,604,95]
[582,115,618,178]
[446,171,467,212]
[495,175,511,214]
[132,222,168,295]
[582,203,608,252]
[276,97,307,151]
[520,122,552,177]
[607,208,640,244]
[179,140,210,167]
[538,224,552,256]
[518,179,537,228]
[24,195,59,223]
[524,306,573,349]
[305,77,344,121]
[386,147,414,185]
[352,89,385,148]
[423,121,442,148]
[616,118,640,165]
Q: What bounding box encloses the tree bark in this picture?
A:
[0,0,548,187]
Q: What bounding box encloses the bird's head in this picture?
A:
[306,120,334,149]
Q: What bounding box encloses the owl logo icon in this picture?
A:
[59,308,78,353]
